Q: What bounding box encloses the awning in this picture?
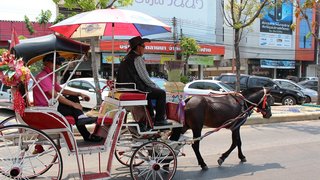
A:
[13,34,90,65]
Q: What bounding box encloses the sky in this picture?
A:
[0,0,57,21]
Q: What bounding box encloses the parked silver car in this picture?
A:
[184,80,234,96]
[274,79,317,103]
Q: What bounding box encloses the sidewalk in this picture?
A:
[247,104,320,125]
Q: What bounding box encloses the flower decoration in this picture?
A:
[0,51,30,86]
[0,51,31,116]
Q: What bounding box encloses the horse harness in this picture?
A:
[190,88,270,143]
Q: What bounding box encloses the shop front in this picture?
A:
[248,59,299,79]
[99,40,225,79]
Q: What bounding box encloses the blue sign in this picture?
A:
[260,59,295,69]
[260,0,293,34]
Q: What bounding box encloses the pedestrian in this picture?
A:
[117,36,171,126]
[33,53,103,142]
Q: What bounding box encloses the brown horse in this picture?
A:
[170,87,272,170]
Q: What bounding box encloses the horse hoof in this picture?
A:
[217,158,224,166]
[201,165,208,170]
[240,157,247,163]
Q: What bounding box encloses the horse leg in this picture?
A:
[235,128,246,163]
[217,128,241,166]
[169,127,182,141]
[191,129,208,170]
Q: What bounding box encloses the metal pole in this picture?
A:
[172,17,177,60]
[111,23,115,80]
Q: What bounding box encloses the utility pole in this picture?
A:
[172,17,177,60]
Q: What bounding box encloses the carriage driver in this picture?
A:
[33,53,103,142]
[117,36,172,126]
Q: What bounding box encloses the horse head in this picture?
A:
[241,87,272,119]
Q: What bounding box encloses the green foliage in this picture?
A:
[36,10,52,26]
[24,16,35,35]
[53,13,66,24]
[180,37,200,59]
[224,0,270,30]
[28,61,43,76]
[180,75,189,84]
[18,35,27,40]
[0,49,7,55]
[53,0,133,11]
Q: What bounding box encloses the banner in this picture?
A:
[260,0,293,35]
[260,59,295,69]
[188,56,214,65]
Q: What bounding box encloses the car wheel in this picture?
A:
[305,96,311,103]
[282,96,296,105]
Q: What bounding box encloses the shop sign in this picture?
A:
[102,53,127,64]
[160,55,175,64]
[100,41,224,55]
[188,56,214,65]
[260,59,295,69]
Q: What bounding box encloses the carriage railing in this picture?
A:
[23,53,86,108]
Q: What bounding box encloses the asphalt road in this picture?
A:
[58,120,320,180]
[1,110,320,180]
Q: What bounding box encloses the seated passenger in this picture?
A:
[33,53,102,142]
[117,36,171,126]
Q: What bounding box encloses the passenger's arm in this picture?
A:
[61,88,90,101]
[48,90,83,110]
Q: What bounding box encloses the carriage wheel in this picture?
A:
[0,115,18,127]
[115,128,144,167]
[0,125,63,179]
[130,141,177,180]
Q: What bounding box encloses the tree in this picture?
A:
[52,0,133,11]
[293,0,320,104]
[24,16,35,35]
[52,0,134,106]
[222,0,274,92]
[180,37,200,76]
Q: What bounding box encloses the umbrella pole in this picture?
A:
[111,23,115,80]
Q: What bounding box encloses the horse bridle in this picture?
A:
[241,87,270,116]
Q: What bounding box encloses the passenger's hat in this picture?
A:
[43,53,65,65]
[128,36,151,49]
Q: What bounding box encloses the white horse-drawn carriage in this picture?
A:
[0,34,186,180]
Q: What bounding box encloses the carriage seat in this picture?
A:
[21,110,76,130]
[65,116,76,125]
[96,116,113,126]
[113,91,147,101]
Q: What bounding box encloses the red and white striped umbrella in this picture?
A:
[50,8,171,78]
[50,8,171,38]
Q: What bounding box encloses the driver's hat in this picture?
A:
[128,36,150,50]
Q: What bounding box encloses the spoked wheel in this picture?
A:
[0,116,18,127]
[130,141,177,180]
[0,125,63,179]
[115,128,144,167]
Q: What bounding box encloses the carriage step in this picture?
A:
[152,119,183,130]
[82,172,111,180]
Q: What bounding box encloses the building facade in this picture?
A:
[223,0,318,79]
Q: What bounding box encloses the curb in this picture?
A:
[247,112,320,125]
